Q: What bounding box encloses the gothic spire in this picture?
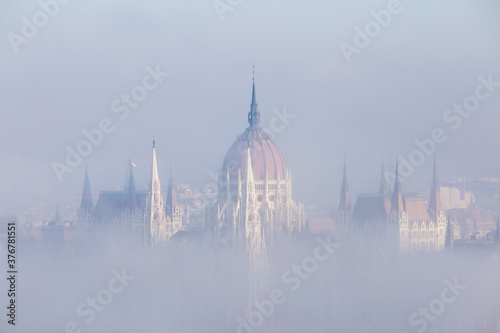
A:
[150,141,159,187]
[80,163,93,213]
[126,163,137,210]
[391,160,404,212]
[248,68,260,127]
[379,161,390,194]
[149,140,164,213]
[338,159,351,214]
[428,159,441,214]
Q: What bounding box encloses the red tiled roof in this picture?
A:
[404,197,430,221]
[222,128,287,180]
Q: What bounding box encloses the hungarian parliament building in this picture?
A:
[72,78,466,255]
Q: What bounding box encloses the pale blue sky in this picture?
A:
[0,0,499,215]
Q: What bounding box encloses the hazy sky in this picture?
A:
[1,0,499,216]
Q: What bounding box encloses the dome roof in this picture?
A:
[221,79,287,181]
[222,128,287,181]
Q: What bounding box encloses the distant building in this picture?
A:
[206,79,305,250]
[77,142,183,245]
[440,186,474,210]
[337,160,447,253]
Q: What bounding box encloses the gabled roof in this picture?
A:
[353,193,391,222]
[94,191,147,220]
[403,194,430,222]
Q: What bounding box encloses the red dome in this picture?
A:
[222,79,286,180]
[222,127,287,181]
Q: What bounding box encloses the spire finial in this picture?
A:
[338,156,350,214]
[248,68,260,127]
[153,139,155,149]
[394,158,400,192]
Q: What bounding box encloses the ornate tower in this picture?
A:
[208,76,304,246]
[145,140,168,246]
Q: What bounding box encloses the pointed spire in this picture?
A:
[338,159,351,214]
[379,161,390,194]
[80,163,93,214]
[166,161,178,214]
[391,160,404,213]
[248,67,260,127]
[149,141,162,203]
[429,159,441,214]
[150,141,159,187]
[148,140,167,244]
[126,163,137,210]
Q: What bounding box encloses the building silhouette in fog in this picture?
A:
[205,78,305,250]
[77,144,183,245]
[336,160,447,252]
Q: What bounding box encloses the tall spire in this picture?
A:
[150,141,159,190]
[338,159,351,214]
[248,67,260,127]
[166,161,178,214]
[148,140,167,245]
[149,140,162,205]
[391,160,404,213]
[80,163,93,214]
[379,161,390,194]
[126,163,137,210]
[428,159,441,214]
[244,147,264,253]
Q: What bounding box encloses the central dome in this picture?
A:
[221,80,287,181]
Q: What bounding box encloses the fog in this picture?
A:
[1,233,500,332]
[1,0,500,332]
